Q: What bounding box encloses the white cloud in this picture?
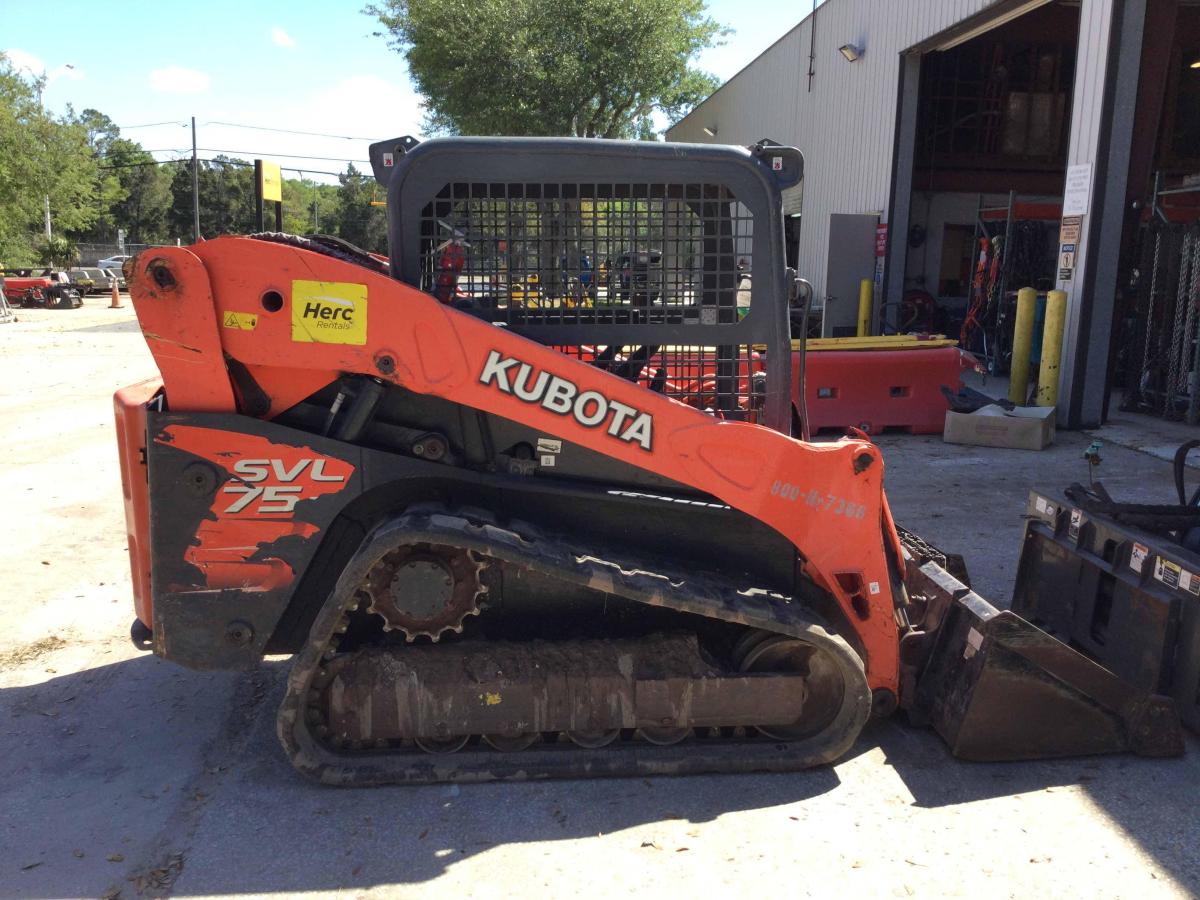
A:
[305,75,423,138]
[3,49,84,84]
[149,66,211,94]
[3,48,45,74]
[271,27,296,48]
[50,63,83,83]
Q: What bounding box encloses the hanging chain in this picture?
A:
[1165,231,1192,417]
[1139,227,1163,403]
[1187,227,1200,424]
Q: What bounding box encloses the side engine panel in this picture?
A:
[146,401,799,670]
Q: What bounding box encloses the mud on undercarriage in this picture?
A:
[278,508,873,785]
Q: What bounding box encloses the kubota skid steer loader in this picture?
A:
[114,137,1184,785]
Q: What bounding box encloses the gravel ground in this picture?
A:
[1,298,1197,899]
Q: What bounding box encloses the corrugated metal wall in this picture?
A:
[667,0,1004,300]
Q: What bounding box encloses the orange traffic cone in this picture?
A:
[110,280,123,309]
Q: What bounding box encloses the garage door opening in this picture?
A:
[897,1,1081,378]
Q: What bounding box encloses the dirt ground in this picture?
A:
[2,298,1199,899]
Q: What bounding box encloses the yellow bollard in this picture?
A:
[1008,287,1038,405]
[1037,289,1067,407]
[857,278,873,337]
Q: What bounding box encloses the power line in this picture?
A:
[97,157,371,179]
[116,121,189,130]
[203,120,384,141]
[201,157,366,178]
[196,148,372,164]
[98,160,179,170]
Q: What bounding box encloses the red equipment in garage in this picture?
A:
[797,338,975,435]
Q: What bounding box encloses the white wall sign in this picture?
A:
[1063,163,1093,217]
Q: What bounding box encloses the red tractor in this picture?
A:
[1,268,83,309]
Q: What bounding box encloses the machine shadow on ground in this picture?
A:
[1,655,846,897]
[66,319,142,334]
[6,651,1199,895]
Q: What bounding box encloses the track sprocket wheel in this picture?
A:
[362,543,487,642]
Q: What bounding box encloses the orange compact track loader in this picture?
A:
[115,137,1184,784]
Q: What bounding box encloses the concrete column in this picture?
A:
[882,52,923,329]
[1057,0,1147,427]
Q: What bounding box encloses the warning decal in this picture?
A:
[222,311,258,331]
[1153,556,1198,594]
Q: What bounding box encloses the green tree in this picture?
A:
[60,108,174,245]
[0,53,100,263]
[74,107,120,157]
[368,0,723,138]
[168,157,257,239]
[281,176,341,236]
[69,108,129,243]
[108,144,172,243]
[335,164,387,253]
[36,234,78,266]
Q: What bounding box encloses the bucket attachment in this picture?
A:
[900,536,1185,761]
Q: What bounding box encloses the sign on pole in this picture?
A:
[260,162,282,203]
[1063,163,1092,217]
[255,160,284,231]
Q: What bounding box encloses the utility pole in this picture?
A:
[43,195,52,239]
[191,116,200,242]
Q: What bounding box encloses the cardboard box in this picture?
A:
[943,404,1056,450]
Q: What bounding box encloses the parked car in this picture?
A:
[97,254,132,270]
[67,268,95,295]
[81,267,116,293]
[103,267,126,291]
[0,268,82,308]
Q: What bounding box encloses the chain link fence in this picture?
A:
[73,242,158,265]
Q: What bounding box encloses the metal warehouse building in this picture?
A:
[669,0,1199,428]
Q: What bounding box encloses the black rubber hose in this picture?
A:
[1173,439,1200,506]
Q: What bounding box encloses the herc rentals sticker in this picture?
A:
[291,280,368,345]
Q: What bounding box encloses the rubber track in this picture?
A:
[277,510,872,785]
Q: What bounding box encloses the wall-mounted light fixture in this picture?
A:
[703,125,718,137]
[1191,58,1200,69]
[839,43,862,62]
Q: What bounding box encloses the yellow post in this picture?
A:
[1008,287,1037,405]
[857,278,873,337]
[1037,290,1068,407]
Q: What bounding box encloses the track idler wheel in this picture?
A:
[638,726,691,746]
[565,729,620,749]
[733,628,865,743]
[414,735,470,754]
[482,733,541,752]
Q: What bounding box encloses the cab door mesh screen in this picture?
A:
[419,181,762,420]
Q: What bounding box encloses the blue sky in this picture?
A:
[5,0,821,182]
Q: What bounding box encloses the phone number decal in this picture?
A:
[770,480,867,518]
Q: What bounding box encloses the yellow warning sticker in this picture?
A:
[291,280,368,345]
[221,311,258,330]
